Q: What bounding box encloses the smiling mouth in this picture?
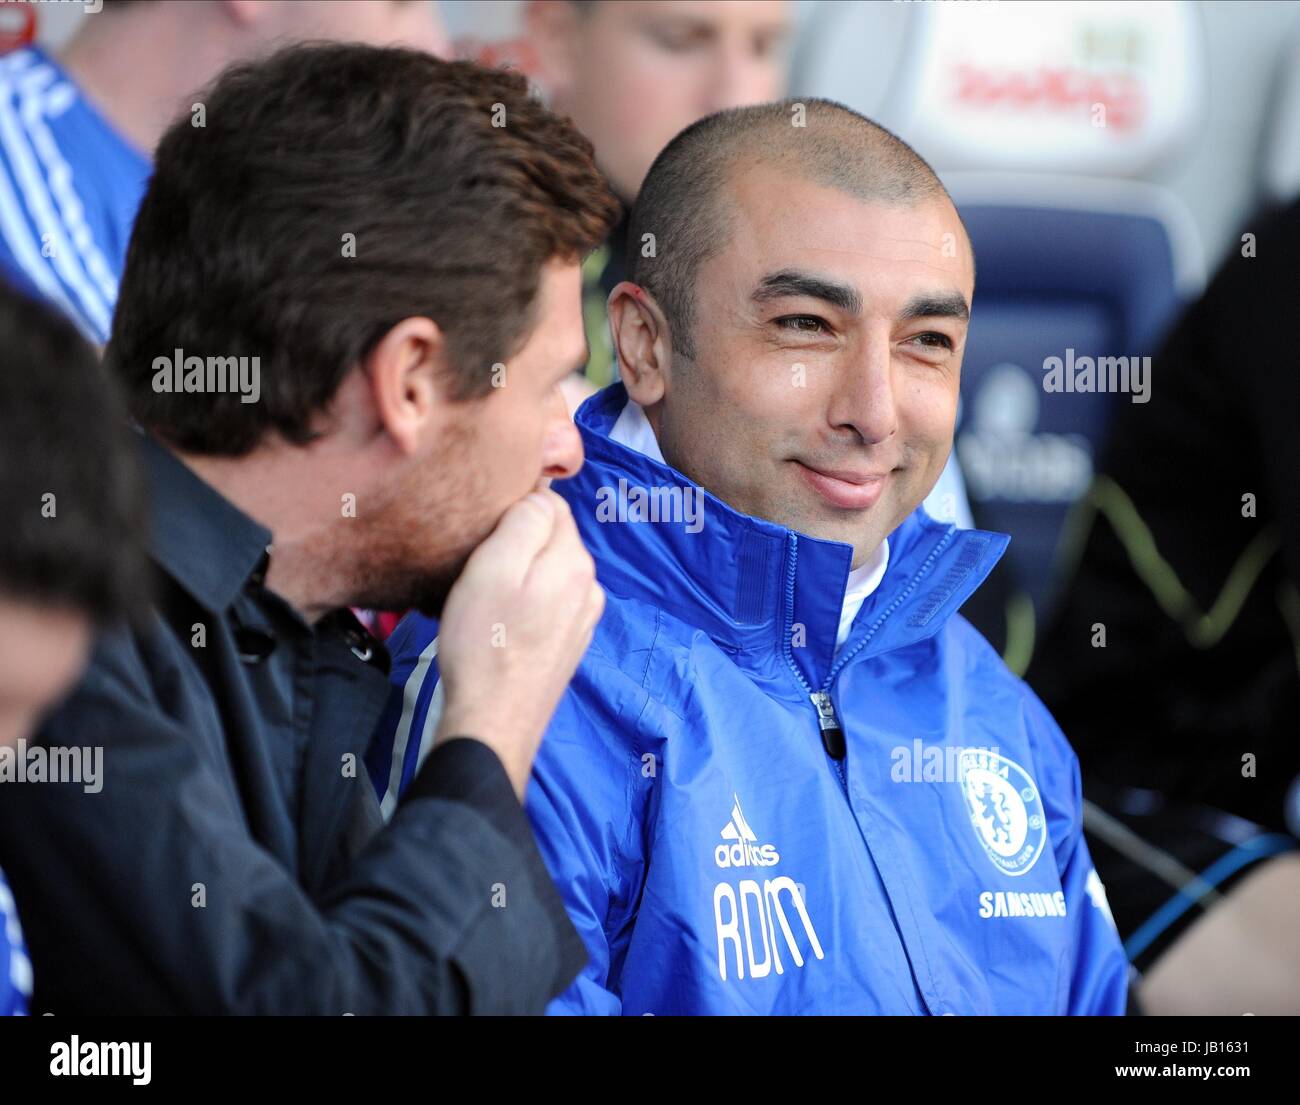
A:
[794,461,891,510]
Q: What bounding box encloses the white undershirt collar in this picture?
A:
[608,400,888,653]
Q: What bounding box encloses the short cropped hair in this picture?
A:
[108,43,619,456]
[628,98,958,357]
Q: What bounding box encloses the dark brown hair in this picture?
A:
[108,43,619,456]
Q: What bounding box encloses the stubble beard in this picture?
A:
[345,419,492,619]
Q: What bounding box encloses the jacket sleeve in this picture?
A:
[0,213,109,344]
[1022,687,1132,1015]
[365,613,445,817]
[525,686,652,1016]
[0,639,586,1015]
[370,616,653,1015]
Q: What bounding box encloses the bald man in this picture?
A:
[373,99,1130,1015]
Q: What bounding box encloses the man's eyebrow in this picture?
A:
[899,292,970,324]
[751,270,862,315]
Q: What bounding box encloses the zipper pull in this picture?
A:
[810,691,846,760]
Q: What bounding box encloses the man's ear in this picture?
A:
[363,316,446,456]
[608,281,672,407]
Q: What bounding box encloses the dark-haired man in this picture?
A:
[0,43,619,1014]
[377,99,1129,1014]
[0,284,146,1016]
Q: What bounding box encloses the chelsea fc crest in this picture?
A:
[958,749,1047,876]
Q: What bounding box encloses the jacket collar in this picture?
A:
[141,433,273,614]
[566,385,1010,688]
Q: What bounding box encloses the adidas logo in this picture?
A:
[714,795,780,869]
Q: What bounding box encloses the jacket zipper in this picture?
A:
[781,529,958,1014]
[782,528,954,795]
[810,690,849,791]
[782,533,850,793]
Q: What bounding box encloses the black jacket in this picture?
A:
[1027,199,1300,964]
[1030,198,1300,830]
[0,435,586,1014]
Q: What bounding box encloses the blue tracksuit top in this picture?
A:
[368,383,1130,1015]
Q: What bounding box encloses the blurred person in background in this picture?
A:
[0,0,448,343]
[525,0,792,395]
[1029,197,1300,1014]
[0,284,148,1015]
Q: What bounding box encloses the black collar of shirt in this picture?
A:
[140,432,389,675]
[140,432,273,615]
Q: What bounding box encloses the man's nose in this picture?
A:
[541,400,585,481]
[827,339,899,446]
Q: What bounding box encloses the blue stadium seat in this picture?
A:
[794,0,1209,635]
[948,174,1203,619]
